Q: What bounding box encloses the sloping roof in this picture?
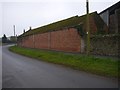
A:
[19,11,106,38]
[19,16,82,37]
[99,1,120,15]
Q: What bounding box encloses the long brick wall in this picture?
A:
[34,33,49,49]
[50,28,81,52]
[19,28,81,52]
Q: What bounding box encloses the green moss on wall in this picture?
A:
[90,34,119,56]
[18,11,108,39]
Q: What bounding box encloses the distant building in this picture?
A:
[9,36,17,43]
[99,1,120,34]
[7,36,17,43]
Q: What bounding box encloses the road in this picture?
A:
[2,45,118,88]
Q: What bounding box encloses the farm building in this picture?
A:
[17,12,108,53]
[99,1,120,34]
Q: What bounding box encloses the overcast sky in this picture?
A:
[0,0,119,37]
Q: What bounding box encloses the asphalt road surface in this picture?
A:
[2,45,118,88]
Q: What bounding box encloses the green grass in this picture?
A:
[9,46,119,78]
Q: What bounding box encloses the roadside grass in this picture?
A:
[9,46,119,78]
[0,42,2,46]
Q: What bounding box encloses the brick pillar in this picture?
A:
[33,34,35,48]
[81,37,85,53]
[48,32,51,49]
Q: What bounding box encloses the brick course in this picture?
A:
[34,33,49,49]
[19,28,81,52]
[50,28,81,52]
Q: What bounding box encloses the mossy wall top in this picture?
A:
[18,11,108,38]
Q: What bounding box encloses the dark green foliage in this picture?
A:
[90,34,119,56]
[74,24,85,37]
[2,34,17,43]
[2,34,8,43]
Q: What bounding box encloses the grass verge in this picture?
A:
[9,46,119,78]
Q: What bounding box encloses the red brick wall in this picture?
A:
[109,14,116,33]
[19,28,81,52]
[34,33,49,49]
[22,35,34,48]
[50,28,81,52]
[82,16,97,34]
[89,16,97,34]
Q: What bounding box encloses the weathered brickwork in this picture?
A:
[18,12,108,53]
[109,14,117,33]
[22,35,34,48]
[90,35,119,56]
[50,28,81,52]
[19,28,81,52]
[34,33,49,49]
[89,16,97,34]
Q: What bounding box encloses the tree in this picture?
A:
[2,34,8,43]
